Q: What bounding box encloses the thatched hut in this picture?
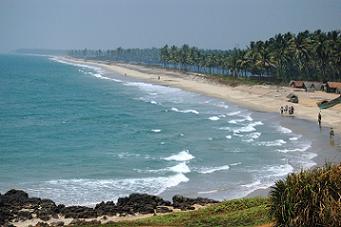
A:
[323,82,341,93]
[289,80,304,88]
[303,81,323,92]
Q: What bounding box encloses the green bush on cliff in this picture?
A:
[270,162,341,226]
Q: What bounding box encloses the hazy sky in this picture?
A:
[0,0,340,52]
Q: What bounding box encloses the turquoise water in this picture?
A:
[0,54,338,206]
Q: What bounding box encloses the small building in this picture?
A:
[289,80,304,88]
[323,82,341,93]
[303,81,323,92]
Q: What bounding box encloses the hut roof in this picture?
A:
[289,80,304,88]
[303,81,323,89]
[327,82,341,89]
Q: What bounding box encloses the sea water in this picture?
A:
[0,54,339,206]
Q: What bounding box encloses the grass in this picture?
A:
[69,197,272,227]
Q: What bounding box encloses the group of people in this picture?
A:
[280,105,295,115]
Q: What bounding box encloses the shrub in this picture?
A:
[270,163,341,227]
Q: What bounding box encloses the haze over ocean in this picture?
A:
[0,54,338,206]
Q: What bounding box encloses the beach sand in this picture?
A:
[63,57,341,135]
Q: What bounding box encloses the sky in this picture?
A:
[0,0,340,52]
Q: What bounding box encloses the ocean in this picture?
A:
[0,54,339,206]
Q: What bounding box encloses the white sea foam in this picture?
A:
[225,135,232,139]
[276,143,311,153]
[88,72,122,82]
[124,82,181,95]
[228,119,247,124]
[198,190,218,194]
[196,165,230,174]
[266,164,294,177]
[289,135,302,141]
[31,174,189,206]
[151,129,161,133]
[169,162,191,173]
[171,107,199,115]
[164,150,194,161]
[242,132,261,143]
[209,116,220,121]
[226,111,241,116]
[230,162,242,166]
[233,121,263,133]
[277,126,292,134]
[257,139,287,147]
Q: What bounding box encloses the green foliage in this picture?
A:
[270,162,341,227]
[70,197,272,227]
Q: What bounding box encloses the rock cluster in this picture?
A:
[0,189,218,226]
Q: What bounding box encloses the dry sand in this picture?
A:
[63,57,341,135]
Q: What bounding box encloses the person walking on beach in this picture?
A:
[280,106,284,115]
[330,128,335,138]
[285,105,288,114]
[318,112,322,127]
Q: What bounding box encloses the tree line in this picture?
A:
[69,30,341,82]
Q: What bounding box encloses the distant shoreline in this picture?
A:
[62,56,341,135]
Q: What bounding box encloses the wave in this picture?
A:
[242,132,262,143]
[257,139,287,147]
[124,81,181,94]
[276,143,311,153]
[196,165,230,174]
[225,135,232,139]
[277,126,292,134]
[230,162,242,166]
[198,190,218,194]
[169,162,191,173]
[164,150,194,161]
[209,116,220,121]
[265,164,294,177]
[171,107,199,115]
[50,57,103,73]
[87,72,122,82]
[151,129,161,133]
[289,135,302,141]
[26,174,189,206]
[233,121,263,133]
[226,111,241,116]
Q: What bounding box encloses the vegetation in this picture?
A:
[70,197,272,227]
[69,30,341,83]
[69,48,160,65]
[270,162,341,227]
[160,30,341,82]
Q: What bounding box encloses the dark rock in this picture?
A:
[50,221,64,226]
[35,222,50,227]
[2,189,29,206]
[155,206,173,213]
[95,201,117,216]
[60,206,97,219]
[172,195,218,210]
[116,193,171,214]
[17,211,33,221]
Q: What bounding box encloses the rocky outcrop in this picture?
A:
[172,195,219,210]
[116,193,171,214]
[0,189,218,226]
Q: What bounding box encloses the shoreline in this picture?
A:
[56,56,341,199]
[62,56,341,135]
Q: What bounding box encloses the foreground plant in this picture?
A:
[270,163,341,226]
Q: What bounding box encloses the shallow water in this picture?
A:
[0,54,340,206]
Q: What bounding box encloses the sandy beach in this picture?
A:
[64,57,341,135]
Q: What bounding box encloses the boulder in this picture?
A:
[155,206,173,213]
[116,193,171,214]
[172,195,218,210]
[94,201,117,216]
[60,206,97,219]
